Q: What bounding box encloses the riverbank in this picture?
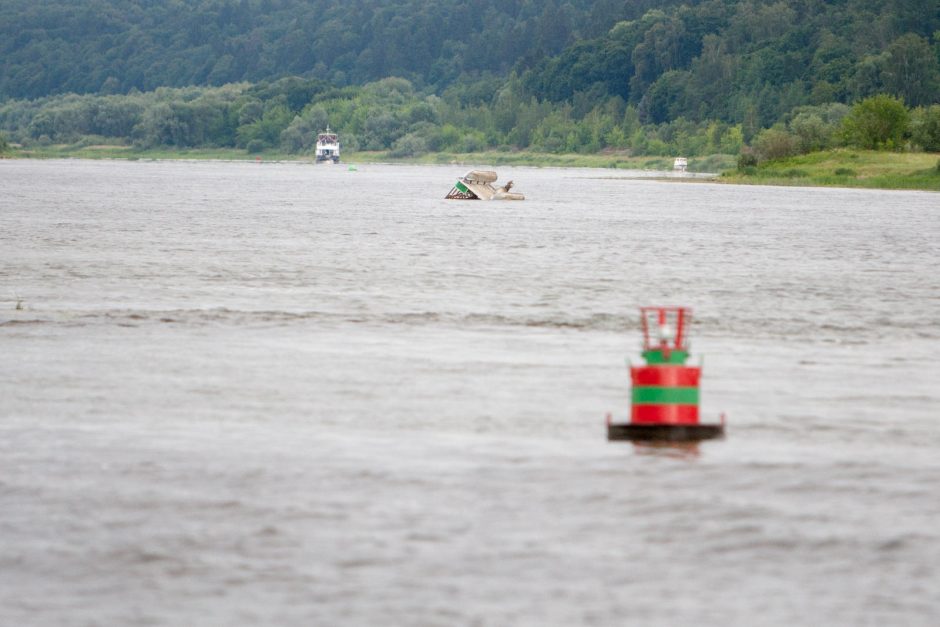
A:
[356,149,735,173]
[722,149,940,191]
[5,143,938,191]
[5,143,733,172]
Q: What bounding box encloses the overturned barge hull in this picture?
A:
[446,170,525,200]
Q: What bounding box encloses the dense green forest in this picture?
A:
[1,0,939,160]
[0,0,685,99]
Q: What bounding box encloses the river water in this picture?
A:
[1,159,938,625]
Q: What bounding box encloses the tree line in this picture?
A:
[0,0,682,100]
[2,76,939,161]
[5,0,938,133]
[1,0,938,160]
[522,0,940,130]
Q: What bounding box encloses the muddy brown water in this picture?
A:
[1,159,938,625]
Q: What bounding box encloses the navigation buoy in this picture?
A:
[607,306,725,442]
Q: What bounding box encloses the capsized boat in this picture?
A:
[445,170,524,200]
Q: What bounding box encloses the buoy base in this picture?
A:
[607,423,725,442]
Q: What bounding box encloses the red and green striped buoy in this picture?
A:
[607,307,725,442]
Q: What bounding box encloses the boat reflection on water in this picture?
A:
[631,441,703,459]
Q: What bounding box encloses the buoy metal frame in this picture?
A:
[607,306,726,443]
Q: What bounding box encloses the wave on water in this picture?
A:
[2,306,935,343]
[0,319,46,327]
[0,308,638,332]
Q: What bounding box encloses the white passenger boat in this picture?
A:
[315,127,340,164]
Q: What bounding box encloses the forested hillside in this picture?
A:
[523,0,940,128]
[1,0,939,161]
[0,0,681,99]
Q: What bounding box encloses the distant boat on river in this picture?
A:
[315,128,340,164]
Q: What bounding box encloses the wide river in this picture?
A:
[1,159,938,626]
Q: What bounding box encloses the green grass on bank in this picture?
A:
[355,150,735,173]
[722,149,940,191]
[10,144,298,162]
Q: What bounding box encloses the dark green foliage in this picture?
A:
[785,104,850,154]
[389,133,427,158]
[737,148,758,170]
[911,105,940,152]
[753,127,799,162]
[4,0,937,129]
[0,0,631,100]
[834,168,856,176]
[842,95,911,150]
[236,105,293,148]
[1,1,937,161]
[881,34,940,108]
[522,0,940,128]
[641,71,690,124]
